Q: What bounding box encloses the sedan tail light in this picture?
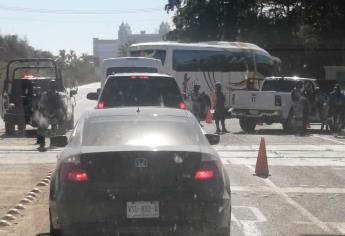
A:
[194,160,219,180]
[60,160,88,182]
[97,101,105,109]
[179,102,187,109]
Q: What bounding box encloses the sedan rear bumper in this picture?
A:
[53,198,231,235]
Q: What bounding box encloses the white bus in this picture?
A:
[129,41,280,110]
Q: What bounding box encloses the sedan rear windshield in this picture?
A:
[82,119,205,147]
[106,67,157,76]
[100,76,182,108]
[261,80,297,92]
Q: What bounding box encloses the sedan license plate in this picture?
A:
[126,201,159,219]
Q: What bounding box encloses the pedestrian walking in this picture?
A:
[213,82,229,134]
[191,84,202,125]
[36,80,67,150]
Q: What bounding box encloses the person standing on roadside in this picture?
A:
[191,84,202,125]
[291,81,308,134]
[213,82,229,134]
[36,80,67,150]
[330,84,344,132]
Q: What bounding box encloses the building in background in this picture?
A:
[93,22,170,63]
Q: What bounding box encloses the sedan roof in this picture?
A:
[85,107,191,120]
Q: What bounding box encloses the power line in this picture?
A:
[0,4,163,15]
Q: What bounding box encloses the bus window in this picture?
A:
[255,53,274,76]
[130,50,166,65]
[173,50,254,72]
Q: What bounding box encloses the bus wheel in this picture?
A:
[5,121,15,135]
[239,117,257,133]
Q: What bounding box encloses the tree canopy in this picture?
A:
[165,0,345,78]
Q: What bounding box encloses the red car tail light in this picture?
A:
[195,170,214,180]
[67,171,88,182]
[179,102,187,109]
[60,160,88,182]
[194,160,219,180]
[97,101,105,109]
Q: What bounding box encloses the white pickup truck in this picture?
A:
[230,77,321,132]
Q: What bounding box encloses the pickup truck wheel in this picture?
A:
[5,122,15,135]
[239,118,257,133]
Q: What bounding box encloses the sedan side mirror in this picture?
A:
[205,134,220,145]
[87,92,99,100]
[50,135,68,147]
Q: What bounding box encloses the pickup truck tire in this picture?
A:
[239,118,257,133]
[5,121,15,135]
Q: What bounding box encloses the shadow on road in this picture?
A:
[0,129,37,138]
[36,234,49,236]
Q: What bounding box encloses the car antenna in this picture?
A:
[137,107,140,113]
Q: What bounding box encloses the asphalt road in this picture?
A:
[0,82,345,236]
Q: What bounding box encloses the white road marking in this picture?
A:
[232,206,267,236]
[295,221,345,234]
[246,165,335,234]
[232,186,345,194]
[312,134,345,145]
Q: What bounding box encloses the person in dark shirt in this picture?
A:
[213,82,229,134]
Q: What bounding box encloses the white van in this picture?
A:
[101,57,163,89]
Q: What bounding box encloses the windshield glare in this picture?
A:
[82,118,205,147]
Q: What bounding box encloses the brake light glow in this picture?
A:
[23,73,34,79]
[67,171,88,182]
[195,170,214,180]
[130,76,150,80]
[97,101,105,109]
[179,102,187,109]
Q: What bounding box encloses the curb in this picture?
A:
[0,170,54,228]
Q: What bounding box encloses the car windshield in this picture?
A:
[82,118,205,147]
[261,80,297,92]
[100,76,182,107]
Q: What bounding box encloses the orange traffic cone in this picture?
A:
[255,137,269,177]
[205,107,212,124]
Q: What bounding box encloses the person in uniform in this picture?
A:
[213,82,229,134]
[36,80,67,150]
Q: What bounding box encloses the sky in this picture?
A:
[0,0,173,55]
